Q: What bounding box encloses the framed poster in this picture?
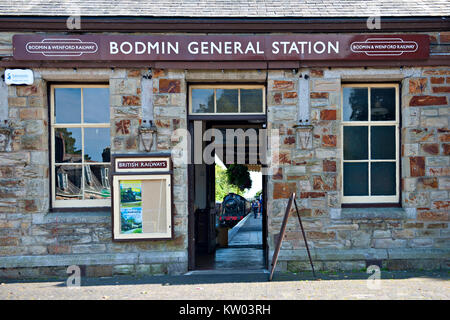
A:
[112,174,172,240]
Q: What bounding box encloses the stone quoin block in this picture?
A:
[122,95,141,106]
[432,86,450,93]
[271,80,295,90]
[409,95,447,106]
[409,78,427,94]
[409,156,426,177]
[159,79,181,93]
[320,109,337,120]
[283,91,298,99]
[310,92,329,99]
[273,182,297,199]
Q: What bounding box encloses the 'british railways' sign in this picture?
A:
[114,156,171,173]
[13,34,430,61]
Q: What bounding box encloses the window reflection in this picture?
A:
[84,165,111,200]
[343,88,368,121]
[192,89,214,113]
[84,128,111,163]
[54,128,82,163]
[55,165,82,200]
[371,88,396,121]
[241,89,263,113]
[84,88,110,123]
[53,85,110,207]
[190,87,264,114]
[216,89,238,113]
[54,88,81,123]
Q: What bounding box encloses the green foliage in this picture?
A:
[215,165,244,202]
[225,164,252,191]
[216,89,238,113]
[56,128,80,155]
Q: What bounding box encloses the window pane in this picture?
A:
[343,87,368,121]
[216,89,238,113]
[344,162,368,196]
[84,88,110,123]
[371,88,396,121]
[84,128,111,163]
[371,162,396,195]
[191,89,214,113]
[55,165,82,200]
[241,89,263,113]
[371,126,396,160]
[54,88,81,123]
[343,126,368,160]
[84,165,111,200]
[54,128,82,163]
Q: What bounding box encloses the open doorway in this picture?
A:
[188,120,268,271]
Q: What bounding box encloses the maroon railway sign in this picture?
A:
[13,34,429,61]
[117,160,168,170]
[113,156,171,173]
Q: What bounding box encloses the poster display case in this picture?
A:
[111,154,173,241]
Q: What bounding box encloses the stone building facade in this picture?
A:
[266,65,449,272]
[0,18,449,278]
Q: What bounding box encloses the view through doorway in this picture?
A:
[190,121,267,271]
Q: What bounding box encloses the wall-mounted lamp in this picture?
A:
[139,120,157,152]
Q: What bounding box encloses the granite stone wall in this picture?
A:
[266,67,449,272]
[0,68,189,278]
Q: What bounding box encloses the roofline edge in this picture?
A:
[0,16,448,33]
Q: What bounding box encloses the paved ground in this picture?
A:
[0,270,448,300]
[1,215,448,300]
[228,214,262,247]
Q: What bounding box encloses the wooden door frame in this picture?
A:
[187,117,268,271]
[187,120,196,270]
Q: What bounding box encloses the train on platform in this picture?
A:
[218,193,251,228]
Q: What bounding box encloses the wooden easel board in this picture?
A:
[268,193,294,281]
[268,192,315,281]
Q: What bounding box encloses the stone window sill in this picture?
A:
[35,210,111,224]
[333,207,416,220]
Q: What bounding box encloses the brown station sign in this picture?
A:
[13,34,429,61]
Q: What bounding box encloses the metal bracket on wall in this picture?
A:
[297,72,311,125]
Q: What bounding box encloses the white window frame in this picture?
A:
[189,84,266,115]
[341,83,400,204]
[50,84,111,208]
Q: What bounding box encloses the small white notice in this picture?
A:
[4,69,34,85]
